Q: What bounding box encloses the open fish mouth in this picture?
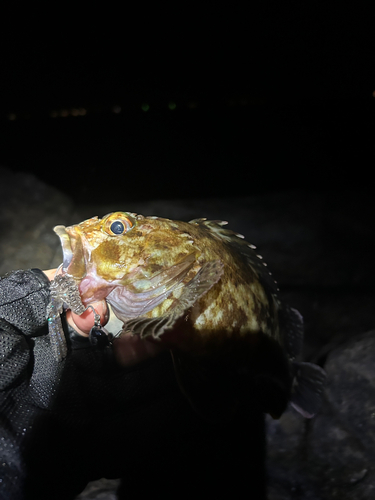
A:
[54,224,87,279]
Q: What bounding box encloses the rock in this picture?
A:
[0,167,74,274]
[267,331,375,499]
[76,478,120,500]
[280,289,375,361]
[266,408,321,500]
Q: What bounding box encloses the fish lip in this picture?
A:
[54,225,73,273]
[53,225,87,278]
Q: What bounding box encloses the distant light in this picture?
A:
[78,108,86,116]
[141,103,150,112]
[7,113,16,120]
[373,90,375,98]
[61,109,69,117]
[188,102,198,109]
[112,105,121,114]
[168,101,176,110]
[50,110,58,118]
[71,108,79,116]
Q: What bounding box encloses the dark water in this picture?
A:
[1,99,373,203]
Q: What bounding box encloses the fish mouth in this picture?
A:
[54,224,87,279]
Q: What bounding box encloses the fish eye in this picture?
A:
[110,221,125,235]
[103,212,136,236]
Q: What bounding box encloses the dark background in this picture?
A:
[1,8,375,498]
[0,6,373,203]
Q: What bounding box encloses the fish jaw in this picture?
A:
[54,224,88,279]
[54,225,74,273]
[54,219,118,304]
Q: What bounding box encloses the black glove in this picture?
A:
[0,269,51,392]
[0,269,51,500]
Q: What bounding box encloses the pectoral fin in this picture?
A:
[121,260,224,340]
[108,253,197,321]
[290,361,327,418]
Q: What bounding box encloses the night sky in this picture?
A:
[0,6,373,202]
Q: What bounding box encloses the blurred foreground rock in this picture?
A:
[0,167,374,499]
[267,330,375,500]
[0,166,74,274]
[75,478,120,500]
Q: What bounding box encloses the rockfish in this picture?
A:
[49,211,326,420]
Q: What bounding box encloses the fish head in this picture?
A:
[54,212,201,314]
[54,212,139,304]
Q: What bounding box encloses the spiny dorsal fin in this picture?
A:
[189,218,278,295]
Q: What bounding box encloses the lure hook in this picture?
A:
[86,304,113,348]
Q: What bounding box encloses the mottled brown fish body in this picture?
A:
[142,218,280,356]
[59,213,281,357]
[54,211,326,420]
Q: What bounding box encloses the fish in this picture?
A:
[50,211,326,420]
